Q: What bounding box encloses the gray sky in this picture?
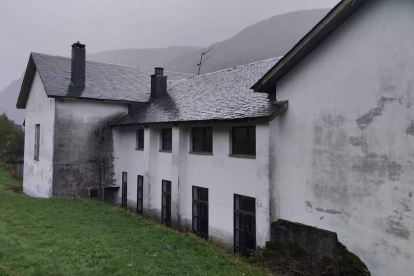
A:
[0,0,339,90]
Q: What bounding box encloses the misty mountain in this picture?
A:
[0,9,329,124]
[0,76,24,124]
[88,46,202,68]
[163,9,329,74]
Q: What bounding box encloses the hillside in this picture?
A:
[163,9,329,74]
[88,46,201,68]
[0,76,24,124]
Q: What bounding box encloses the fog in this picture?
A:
[0,0,339,90]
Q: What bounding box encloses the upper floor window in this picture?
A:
[136,129,144,150]
[161,128,172,151]
[34,124,40,161]
[232,126,256,156]
[192,127,213,153]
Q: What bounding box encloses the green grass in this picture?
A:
[0,166,272,276]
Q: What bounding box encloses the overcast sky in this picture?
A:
[0,0,339,90]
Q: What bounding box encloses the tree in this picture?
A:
[0,113,24,162]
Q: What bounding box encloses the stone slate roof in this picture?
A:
[113,57,288,125]
[16,53,192,108]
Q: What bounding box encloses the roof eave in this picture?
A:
[111,101,289,127]
[251,0,369,93]
[16,54,37,109]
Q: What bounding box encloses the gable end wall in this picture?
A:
[273,1,414,275]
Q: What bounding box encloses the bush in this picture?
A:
[0,113,24,162]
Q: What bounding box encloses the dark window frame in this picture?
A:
[122,172,128,209]
[234,194,256,256]
[137,175,144,215]
[192,127,213,153]
[192,186,209,238]
[34,124,40,161]
[161,128,172,151]
[136,129,144,150]
[231,126,256,156]
[161,180,172,227]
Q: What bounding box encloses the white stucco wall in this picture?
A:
[113,122,271,250]
[273,1,414,275]
[23,70,55,198]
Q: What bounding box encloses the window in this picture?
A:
[232,126,256,156]
[234,194,256,256]
[192,127,213,153]
[161,180,172,227]
[122,172,127,209]
[161,128,172,151]
[192,186,209,238]
[137,175,143,215]
[34,124,40,161]
[136,129,144,150]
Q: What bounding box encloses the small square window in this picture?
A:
[161,128,172,151]
[136,129,144,150]
[192,127,213,153]
[232,126,256,156]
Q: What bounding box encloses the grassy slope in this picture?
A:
[0,166,272,276]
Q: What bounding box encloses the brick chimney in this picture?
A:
[151,67,167,98]
[71,41,86,87]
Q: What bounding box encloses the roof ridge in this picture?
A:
[31,52,194,76]
[197,56,283,77]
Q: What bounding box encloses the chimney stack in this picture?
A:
[71,41,86,87]
[151,67,167,98]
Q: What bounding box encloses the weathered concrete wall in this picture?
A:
[113,122,271,250]
[273,1,414,275]
[23,71,55,198]
[53,99,127,197]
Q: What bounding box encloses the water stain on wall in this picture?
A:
[315,207,341,215]
[386,219,411,240]
[356,97,400,130]
[312,115,350,206]
[305,200,313,212]
[349,135,403,184]
[406,121,414,136]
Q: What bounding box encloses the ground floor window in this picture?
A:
[161,180,172,227]
[234,194,256,256]
[137,175,143,215]
[122,172,128,209]
[192,186,208,238]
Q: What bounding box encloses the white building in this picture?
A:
[17,1,414,275]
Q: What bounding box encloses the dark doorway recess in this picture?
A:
[161,180,172,227]
[192,186,208,238]
[137,175,143,215]
[234,194,256,256]
[122,172,127,209]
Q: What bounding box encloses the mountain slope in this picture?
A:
[0,9,329,124]
[88,46,202,68]
[163,9,329,74]
[0,76,24,124]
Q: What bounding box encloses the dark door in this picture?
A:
[161,180,171,227]
[234,194,256,256]
[122,172,127,209]
[192,186,209,238]
[137,175,143,215]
